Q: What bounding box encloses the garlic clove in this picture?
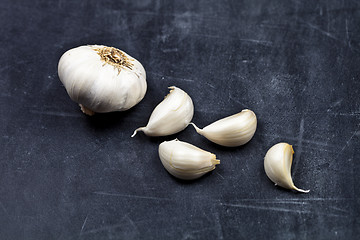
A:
[190,109,257,147]
[58,45,147,115]
[264,142,310,193]
[132,86,194,137]
[158,139,220,180]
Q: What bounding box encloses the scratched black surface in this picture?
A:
[1,0,360,239]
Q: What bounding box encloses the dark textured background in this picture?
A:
[1,0,359,239]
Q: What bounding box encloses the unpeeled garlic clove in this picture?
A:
[158,139,220,180]
[190,109,257,147]
[132,86,194,137]
[264,142,309,193]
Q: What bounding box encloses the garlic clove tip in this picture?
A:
[131,127,146,137]
[190,122,203,134]
[293,186,310,193]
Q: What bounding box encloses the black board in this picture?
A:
[0,0,359,239]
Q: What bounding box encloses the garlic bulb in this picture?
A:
[190,109,257,147]
[264,143,309,193]
[58,45,147,115]
[131,86,194,137]
[159,139,220,180]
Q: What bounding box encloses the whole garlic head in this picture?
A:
[58,45,147,115]
[132,86,194,137]
[159,139,220,180]
[190,109,257,147]
[264,142,309,193]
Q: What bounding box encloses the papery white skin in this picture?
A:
[264,142,310,193]
[158,139,220,180]
[58,45,147,114]
[132,86,194,137]
[190,109,257,147]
